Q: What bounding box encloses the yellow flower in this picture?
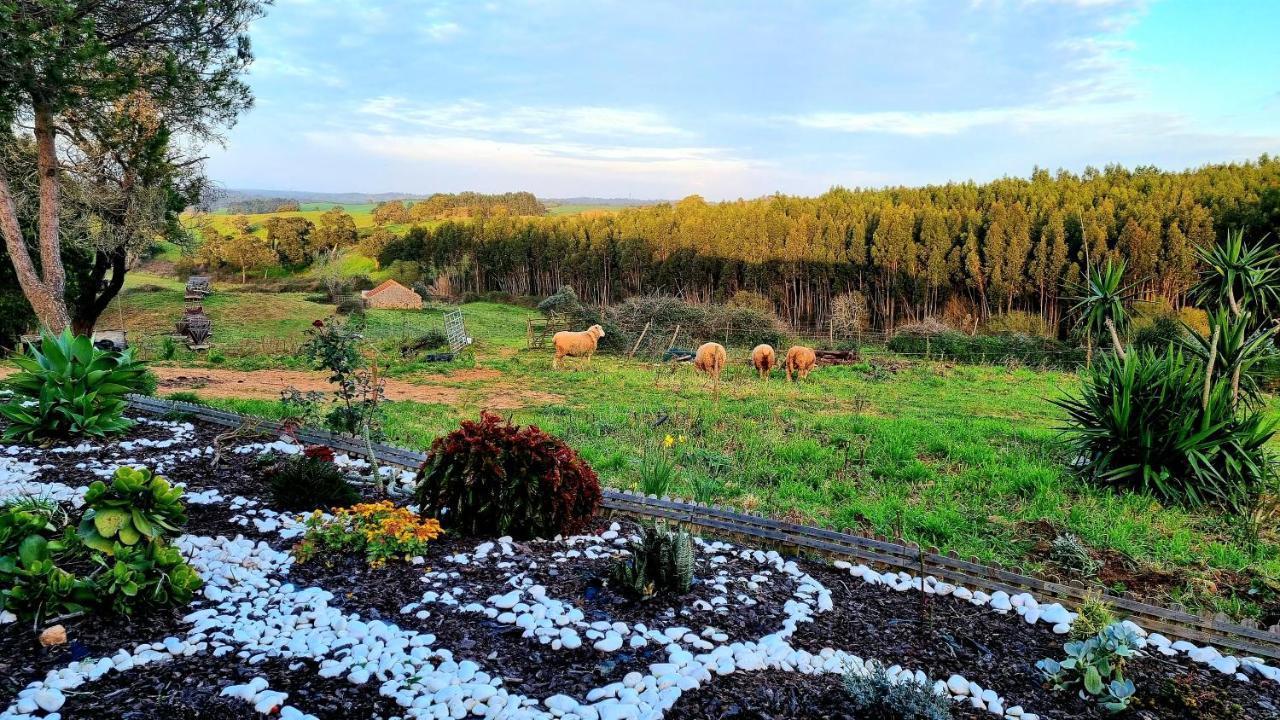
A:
[663,434,675,448]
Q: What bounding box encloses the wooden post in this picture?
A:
[629,321,651,358]
[667,324,681,352]
[526,318,533,349]
[829,317,834,344]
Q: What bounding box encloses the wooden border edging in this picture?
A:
[126,395,1280,660]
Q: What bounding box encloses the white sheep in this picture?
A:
[552,324,605,369]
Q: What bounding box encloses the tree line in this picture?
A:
[372,191,547,225]
[378,158,1280,330]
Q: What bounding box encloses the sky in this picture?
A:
[204,0,1280,201]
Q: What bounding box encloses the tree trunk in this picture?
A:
[71,246,129,336]
[33,104,69,330]
[0,158,69,333]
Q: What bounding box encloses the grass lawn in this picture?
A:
[132,297,1280,623]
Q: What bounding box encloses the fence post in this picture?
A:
[629,321,651,358]
[926,337,931,360]
[829,317,834,343]
[526,318,533,349]
[667,324,681,352]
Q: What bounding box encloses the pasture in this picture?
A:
[100,282,1280,624]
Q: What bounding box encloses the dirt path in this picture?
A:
[0,365,560,409]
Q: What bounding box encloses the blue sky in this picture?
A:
[205,0,1280,200]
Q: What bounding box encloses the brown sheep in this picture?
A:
[785,345,817,382]
[751,344,776,380]
[552,324,605,369]
[693,342,728,392]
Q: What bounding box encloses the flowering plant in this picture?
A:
[294,501,443,567]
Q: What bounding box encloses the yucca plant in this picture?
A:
[1071,259,1136,358]
[1189,228,1280,332]
[0,329,150,442]
[1181,308,1279,407]
[1054,346,1276,512]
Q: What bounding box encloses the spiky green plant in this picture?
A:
[1181,308,1278,407]
[1054,346,1276,512]
[1071,259,1136,357]
[609,524,694,600]
[0,329,151,442]
[1189,228,1280,331]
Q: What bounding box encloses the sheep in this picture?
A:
[693,342,728,392]
[552,324,605,369]
[751,344,776,380]
[785,345,817,382]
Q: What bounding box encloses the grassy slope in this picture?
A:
[128,295,1279,620]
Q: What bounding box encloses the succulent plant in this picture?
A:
[610,524,694,600]
[78,466,187,554]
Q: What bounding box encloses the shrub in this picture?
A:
[294,501,442,567]
[538,285,584,316]
[1131,314,1184,351]
[888,327,1083,369]
[0,466,201,621]
[1071,591,1118,641]
[726,290,773,314]
[1037,622,1139,713]
[982,310,1053,337]
[265,451,360,511]
[136,369,159,396]
[1,330,151,442]
[400,329,448,357]
[842,664,953,720]
[598,294,788,356]
[413,413,602,539]
[830,291,870,337]
[335,296,365,316]
[609,524,694,600]
[1049,533,1101,577]
[159,336,179,361]
[1054,346,1276,512]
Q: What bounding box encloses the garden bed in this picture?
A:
[1,416,1278,719]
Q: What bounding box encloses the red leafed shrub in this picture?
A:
[303,445,336,463]
[413,413,601,539]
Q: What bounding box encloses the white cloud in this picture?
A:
[359,97,691,140]
[251,56,345,88]
[784,103,1182,137]
[302,130,770,197]
[422,21,462,41]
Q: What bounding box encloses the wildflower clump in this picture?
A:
[295,501,443,567]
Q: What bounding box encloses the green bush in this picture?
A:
[842,664,953,720]
[982,310,1052,337]
[1131,314,1184,351]
[0,330,151,442]
[1037,623,1139,713]
[609,524,694,600]
[1054,346,1276,511]
[594,294,788,356]
[413,413,601,539]
[335,296,365,316]
[0,466,201,621]
[537,285,584,316]
[265,449,361,511]
[159,336,179,361]
[888,327,1083,368]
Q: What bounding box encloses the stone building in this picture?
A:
[360,279,423,310]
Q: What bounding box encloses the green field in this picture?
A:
[119,289,1280,623]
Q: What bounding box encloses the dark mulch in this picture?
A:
[666,671,991,720]
[0,606,189,698]
[53,652,404,720]
[789,562,1280,720]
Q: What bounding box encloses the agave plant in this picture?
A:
[1071,259,1136,356]
[1189,228,1280,331]
[0,329,150,442]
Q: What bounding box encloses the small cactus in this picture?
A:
[610,524,694,600]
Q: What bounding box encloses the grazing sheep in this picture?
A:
[751,344,776,380]
[553,324,605,369]
[785,345,817,382]
[694,342,728,391]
